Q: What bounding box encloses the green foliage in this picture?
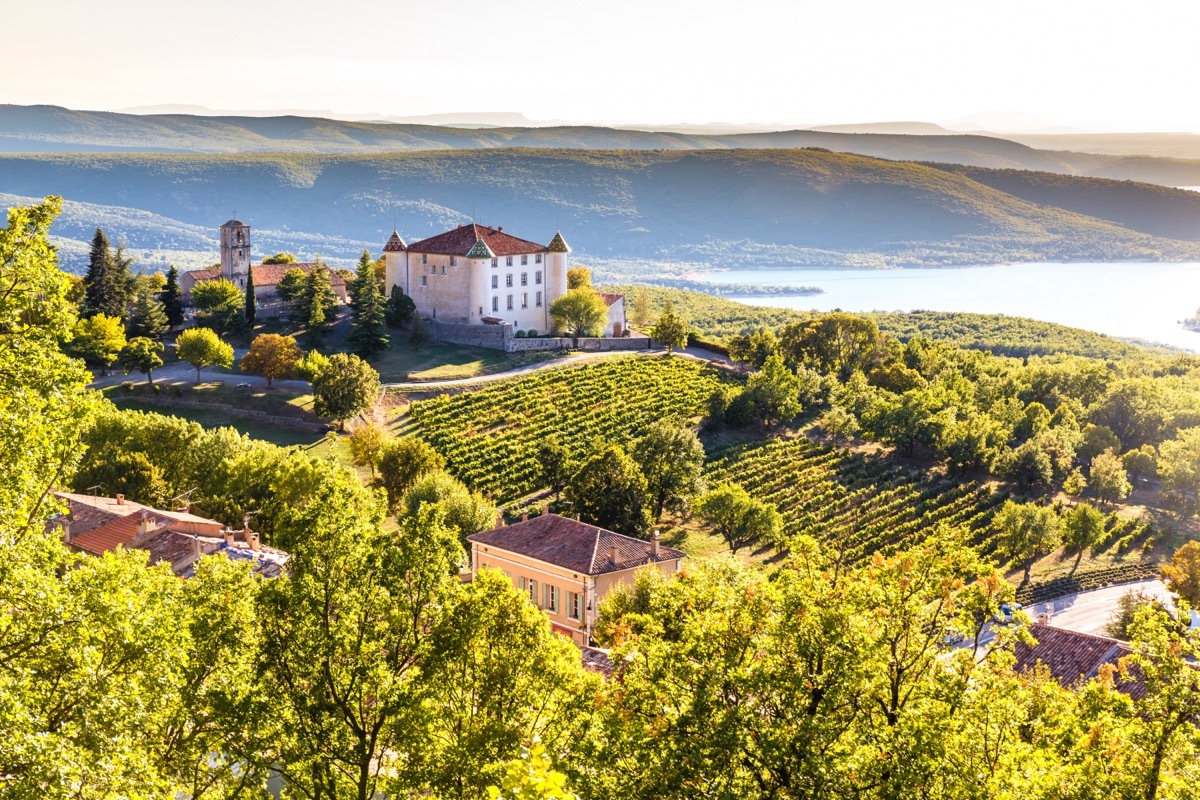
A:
[630,421,706,520]
[536,437,572,501]
[781,312,884,381]
[1091,448,1133,505]
[565,443,650,537]
[631,286,651,327]
[409,357,729,502]
[487,740,580,800]
[402,470,497,550]
[550,287,609,337]
[82,226,131,319]
[649,304,689,354]
[261,251,296,264]
[348,249,389,357]
[1124,444,1159,481]
[378,437,446,510]
[239,333,303,387]
[347,419,389,476]
[1079,422,1122,461]
[694,482,784,553]
[174,327,233,383]
[1104,588,1165,640]
[293,265,337,345]
[275,267,306,305]
[741,353,802,427]
[310,352,381,426]
[1063,467,1088,498]
[243,261,256,327]
[119,336,165,384]
[127,286,169,339]
[566,267,591,289]
[1161,540,1200,606]
[993,500,1062,581]
[1158,427,1200,513]
[190,278,244,335]
[386,284,416,328]
[160,265,184,328]
[70,312,126,373]
[409,315,432,347]
[1063,503,1106,569]
[728,328,780,368]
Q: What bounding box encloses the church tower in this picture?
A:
[220,218,251,287]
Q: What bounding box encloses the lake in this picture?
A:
[689,262,1200,352]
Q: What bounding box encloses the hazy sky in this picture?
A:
[5,0,1198,131]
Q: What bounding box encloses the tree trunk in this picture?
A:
[147,370,155,386]
[196,365,202,383]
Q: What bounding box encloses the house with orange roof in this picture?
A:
[50,492,289,579]
[466,513,684,646]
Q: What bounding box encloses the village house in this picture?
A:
[598,291,627,338]
[50,492,289,578]
[179,219,347,305]
[466,513,685,647]
[1013,623,1146,699]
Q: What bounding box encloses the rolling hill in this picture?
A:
[5,105,1200,188]
[3,148,1199,275]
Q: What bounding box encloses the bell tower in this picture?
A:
[220,218,251,287]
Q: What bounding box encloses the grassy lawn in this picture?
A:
[368,338,559,383]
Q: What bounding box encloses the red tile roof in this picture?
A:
[598,292,624,307]
[578,643,616,679]
[183,267,222,282]
[408,224,547,257]
[467,514,684,576]
[183,263,345,288]
[1014,624,1143,698]
[70,511,175,555]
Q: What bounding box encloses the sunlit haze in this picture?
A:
[4,0,1199,131]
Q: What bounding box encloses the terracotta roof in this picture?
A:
[467,514,684,576]
[221,219,247,228]
[577,643,616,679]
[137,529,200,573]
[547,231,570,253]
[383,230,407,252]
[598,292,624,307]
[408,224,547,257]
[186,263,345,288]
[1014,624,1142,698]
[70,510,175,555]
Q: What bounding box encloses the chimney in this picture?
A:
[650,530,660,557]
[61,520,72,545]
[608,545,619,565]
[191,535,203,559]
[521,511,528,522]
[498,225,503,233]
[222,529,235,547]
[248,531,261,552]
[116,494,125,505]
[136,509,152,537]
[495,510,505,529]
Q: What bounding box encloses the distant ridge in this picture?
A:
[4,104,1200,186]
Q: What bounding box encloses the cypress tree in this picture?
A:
[348,249,389,357]
[83,228,112,318]
[108,243,135,319]
[302,264,337,347]
[160,265,184,328]
[244,264,257,328]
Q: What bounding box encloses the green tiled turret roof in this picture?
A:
[547,231,570,253]
[466,237,496,259]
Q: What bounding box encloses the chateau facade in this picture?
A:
[382,224,569,333]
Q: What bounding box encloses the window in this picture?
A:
[536,254,542,264]
[505,274,513,288]
[491,258,498,268]
[429,264,436,274]
[506,294,513,310]
[536,291,543,307]
[527,579,538,606]
[521,255,528,265]
[421,254,427,264]
[420,276,427,286]
[506,256,513,267]
[492,297,499,312]
[518,577,527,592]
[441,265,446,275]
[491,275,498,289]
[521,292,528,309]
[567,591,582,621]
[450,257,457,266]
[535,271,542,285]
[544,584,559,613]
[520,272,527,286]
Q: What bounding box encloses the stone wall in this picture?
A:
[429,318,658,353]
[427,319,509,349]
[576,336,653,352]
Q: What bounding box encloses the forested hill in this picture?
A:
[5,104,1200,187]
[4,148,1200,274]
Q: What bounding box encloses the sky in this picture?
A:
[4,0,1199,131]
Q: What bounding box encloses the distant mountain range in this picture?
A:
[4,148,1198,275]
[4,105,1200,188]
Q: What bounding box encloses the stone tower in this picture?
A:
[220,218,251,287]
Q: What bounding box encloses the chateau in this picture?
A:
[382,223,571,334]
[180,218,347,304]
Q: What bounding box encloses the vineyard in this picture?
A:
[408,356,734,502]
[709,437,1007,562]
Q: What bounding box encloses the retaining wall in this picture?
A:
[428,317,655,353]
[117,395,331,433]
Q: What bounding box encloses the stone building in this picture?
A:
[180,219,346,304]
[466,514,685,646]
[382,224,570,334]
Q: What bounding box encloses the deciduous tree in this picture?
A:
[1158,427,1200,513]
[311,352,381,429]
[347,419,389,476]
[1063,502,1105,570]
[550,288,608,337]
[742,353,801,427]
[1161,540,1200,606]
[993,500,1061,582]
[565,444,649,536]
[694,482,784,553]
[1091,447,1132,506]
[402,470,497,549]
[119,336,165,385]
[378,437,446,510]
[191,278,244,335]
[649,303,688,354]
[566,266,591,289]
[536,437,572,501]
[71,312,126,375]
[239,333,303,387]
[780,312,884,381]
[386,285,416,328]
[175,327,234,384]
[631,421,705,520]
